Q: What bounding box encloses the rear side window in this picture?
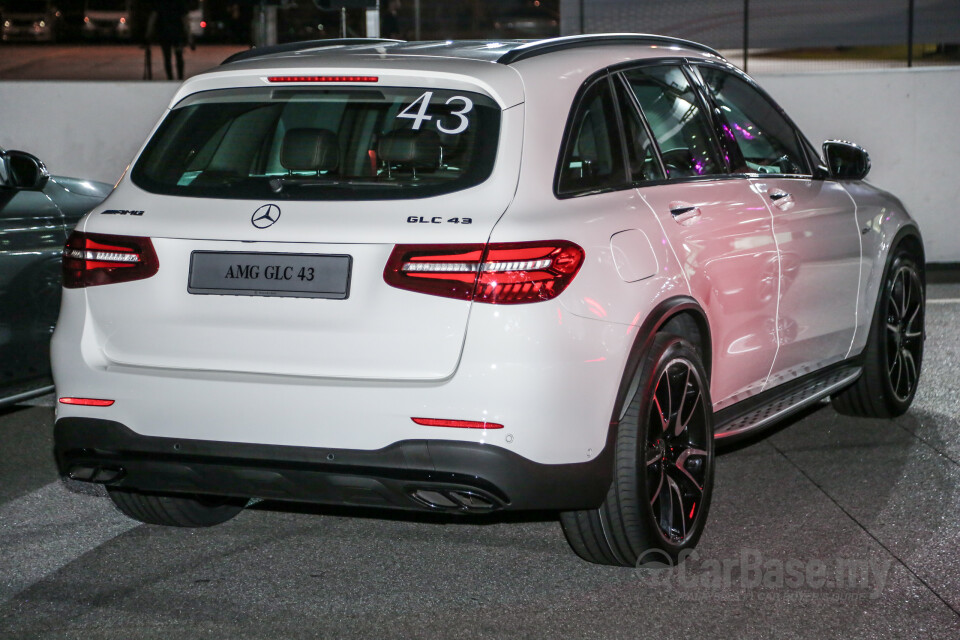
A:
[623,65,722,179]
[698,66,809,175]
[556,77,627,196]
[131,87,501,200]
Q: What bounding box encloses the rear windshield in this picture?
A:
[131,86,501,200]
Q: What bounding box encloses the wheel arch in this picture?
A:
[890,225,925,284]
[610,296,712,426]
[867,223,926,314]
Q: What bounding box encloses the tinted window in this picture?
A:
[557,77,627,195]
[131,87,500,201]
[623,65,721,179]
[698,67,808,175]
[615,79,664,183]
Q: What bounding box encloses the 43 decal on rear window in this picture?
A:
[397,91,474,135]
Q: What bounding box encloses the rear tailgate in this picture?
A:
[79,63,524,381]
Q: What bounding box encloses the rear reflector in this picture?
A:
[384,241,584,304]
[412,417,504,429]
[267,76,379,83]
[63,231,159,288]
[59,397,115,406]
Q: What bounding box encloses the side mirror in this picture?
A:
[0,150,50,191]
[822,140,870,180]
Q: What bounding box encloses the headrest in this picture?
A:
[281,128,339,172]
[377,129,441,168]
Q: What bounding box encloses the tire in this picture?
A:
[107,487,245,527]
[560,333,714,567]
[832,248,924,418]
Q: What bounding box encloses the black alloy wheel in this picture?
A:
[832,248,925,418]
[884,262,924,403]
[646,356,710,545]
[560,333,714,566]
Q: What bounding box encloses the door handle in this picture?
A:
[669,201,701,225]
[768,189,794,210]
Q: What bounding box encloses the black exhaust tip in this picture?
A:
[410,488,501,511]
[68,465,125,484]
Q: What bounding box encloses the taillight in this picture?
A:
[384,241,584,304]
[62,231,159,288]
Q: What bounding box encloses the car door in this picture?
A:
[0,152,66,395]
[617,64,780,410]
[695,64,862,387]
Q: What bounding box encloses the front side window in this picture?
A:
[623,65,722,179]
[556,77,627,196]
[698,66,809,176]
[131,86,501,200]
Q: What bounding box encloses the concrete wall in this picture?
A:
[754,67,960,263]
[1,68,958,261]
[560,0,960,47]
[0,81,178,186]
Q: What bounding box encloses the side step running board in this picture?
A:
[713,366,862,440]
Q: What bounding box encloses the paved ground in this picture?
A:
[0,286,958,639]
[0,44,247,81]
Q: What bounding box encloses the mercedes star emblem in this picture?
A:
[251,204,281,229]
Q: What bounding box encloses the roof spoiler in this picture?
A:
[221,38,406,66]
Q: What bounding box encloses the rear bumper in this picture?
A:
[55,417,614,513]
[53,286,630,465]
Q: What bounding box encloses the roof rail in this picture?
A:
[496,33,722,65]
[221,39,405,66]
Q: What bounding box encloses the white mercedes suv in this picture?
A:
[52,35,925,566]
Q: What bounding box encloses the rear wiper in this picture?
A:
[269,177,337,192]
[268,177,408,193]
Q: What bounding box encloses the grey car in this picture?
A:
[0,148,111,407]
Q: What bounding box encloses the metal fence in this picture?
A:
[561,0,960,70]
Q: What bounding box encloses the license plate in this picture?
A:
[188,251,351,299]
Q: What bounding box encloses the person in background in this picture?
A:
[156,0,192,81]
[381,0,402,39]
[131,0,154,80]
